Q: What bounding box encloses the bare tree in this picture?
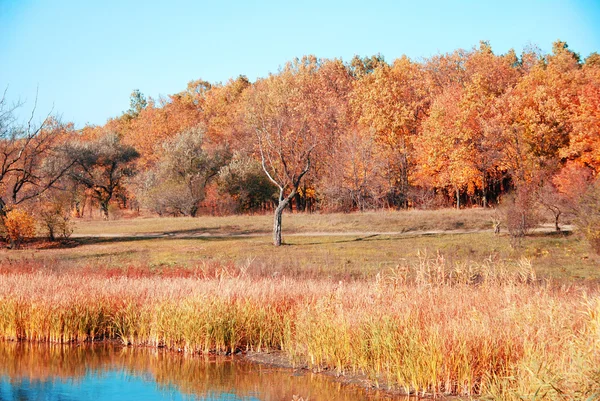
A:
[0,89,74,218]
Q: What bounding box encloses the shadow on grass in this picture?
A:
[36,233,258,250]
[527,230,573,238]
[292,234,386,246]
[293,231,472,246]
[149,226,269,237]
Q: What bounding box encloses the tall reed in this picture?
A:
[0,256,597,398]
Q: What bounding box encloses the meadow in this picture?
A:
[0,209,598,399]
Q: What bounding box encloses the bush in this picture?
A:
[3,209,36,249]
[501,186,540,248]
[39,203,74,241]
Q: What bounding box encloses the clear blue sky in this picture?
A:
[1,0,599,128]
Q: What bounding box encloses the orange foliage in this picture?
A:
[66,40,598,213]
[3,209,36,247]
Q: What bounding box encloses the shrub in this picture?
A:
[3,209,36,249]
[39,204,74,241]
[501,186,540,248]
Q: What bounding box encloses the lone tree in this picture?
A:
[65,133,139,219]
[245,57,348,246]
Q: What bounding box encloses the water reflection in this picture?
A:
[0,343,399,400]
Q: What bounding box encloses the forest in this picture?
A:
[0,40,599,247]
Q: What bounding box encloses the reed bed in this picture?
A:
[0,256,598,399]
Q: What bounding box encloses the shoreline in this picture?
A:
[0,339,418,399]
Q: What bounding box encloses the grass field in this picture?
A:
[0,208,598,399]
[71,208,496,235]
[0,208,596,281]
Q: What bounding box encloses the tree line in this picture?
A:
[0,40,599,247]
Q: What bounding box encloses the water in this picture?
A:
[0,343,399,401]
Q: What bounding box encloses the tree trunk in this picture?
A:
[456,187,460,210]
[273,187,296,246]
[555,210,561,232]
[482,172,487,208]
[100,202,110,220]
[273,200,288,246]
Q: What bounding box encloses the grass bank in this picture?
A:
[3,230,598,281]
[72,208,496,236]
[0,257,598,399]
[1,208,597,280]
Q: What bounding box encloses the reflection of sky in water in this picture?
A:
[0,369,260,401]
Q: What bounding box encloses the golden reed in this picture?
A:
[0,256,597,399]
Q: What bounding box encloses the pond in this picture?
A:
[0,343,401,400]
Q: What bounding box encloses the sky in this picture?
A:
[1,0,599,128]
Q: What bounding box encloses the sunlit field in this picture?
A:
[0,210,598,399]
[0,209,596,281]
[0,255,598,399]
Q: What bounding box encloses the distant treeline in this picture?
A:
[1,40,599,223]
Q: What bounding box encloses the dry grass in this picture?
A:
[0,210,598,398]
[0,256,598,398]
[2,230,598,281]
[72,208,496,236]
[0,209,576,281]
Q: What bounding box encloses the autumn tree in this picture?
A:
[415,43,520,207]
[414,84,476,208]
[136,126,229,216]
[202,76,251,148]
[0,91,74,221]
[65,133,139,219]
[572,178,600,254]
[496,41,581,186]
[561,55,600,172]
[321,128,387,211]
[351,56,429,207]
[119,81,206,168]
[245,56,346,245]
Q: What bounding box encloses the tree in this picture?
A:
[321,128,387,211]
[3,209,36,249]
[415,43,520,208]
[496,40,581,185]
[348,54,386,78]
[66,133,139,219]
[572,179,600,254]
[218,151,277,213]
[561,58,600,172]
[245,57,343,246]
[351,56,429,207]
[202,76,251,148]
[501,184,541,248]
[414,84,478,208]
[126,89,148,119]
[120,89,204,168]
[0,90,74,219]
[137,126,229,216]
